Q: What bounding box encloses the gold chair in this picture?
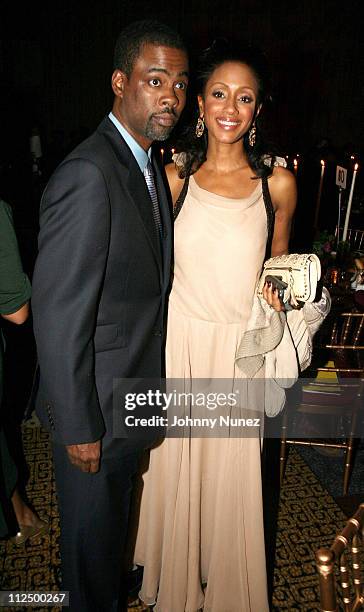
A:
[335,227,364,251]
[316,503,364,611]
[280,312,364,495]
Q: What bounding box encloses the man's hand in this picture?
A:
[65,440,101,473]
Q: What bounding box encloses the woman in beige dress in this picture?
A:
[134,40,296,611]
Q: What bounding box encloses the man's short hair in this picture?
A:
[113,19,187,77]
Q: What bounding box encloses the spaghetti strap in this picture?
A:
[262,175,275,260]
[173,175,190,220]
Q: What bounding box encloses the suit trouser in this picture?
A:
[52,436,144,612]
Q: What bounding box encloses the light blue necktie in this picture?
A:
[143,160,163,239]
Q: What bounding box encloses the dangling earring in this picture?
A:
[248,123,256,147]
[195,115,205,138]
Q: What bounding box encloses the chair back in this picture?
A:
[335,227,364,251]
[316,503,364,611]
[327,312,364,350]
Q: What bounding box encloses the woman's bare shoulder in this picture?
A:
[270,164,295,187]
[268,165,297,211]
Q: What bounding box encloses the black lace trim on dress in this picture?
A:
[173,175,190,221]
[262,175,275,261]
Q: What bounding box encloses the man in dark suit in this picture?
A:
[31,20,188,612]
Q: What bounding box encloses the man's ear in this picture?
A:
[111,69,127,99]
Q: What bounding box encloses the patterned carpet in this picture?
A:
[0,425,349,611]
[272,452,346,611]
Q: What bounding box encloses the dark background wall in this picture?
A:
[0,0,363,251]
[1,0,363,156]
[0,0,362,437]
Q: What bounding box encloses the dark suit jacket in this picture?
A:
[31,117,172,445]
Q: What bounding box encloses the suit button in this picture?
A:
[153,329,162,337]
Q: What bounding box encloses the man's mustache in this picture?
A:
[152,108,177,118]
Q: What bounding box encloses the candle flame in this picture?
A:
[320,159,325,167]
[354,163,359,171]
[160,148,164,154]
[293,159,298,167]
[171,148,175,154]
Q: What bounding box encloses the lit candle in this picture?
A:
[171,148,175,156]
[160,148,164,163]
[314,160,325,231]
[293,158,298,175]
[342,163,359,242]
[30,133,42,159]
[336,189,343,248]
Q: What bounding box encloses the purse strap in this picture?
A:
[262,175,275,261]
[173,175,190,220]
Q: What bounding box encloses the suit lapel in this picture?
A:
[99,118,163,273]
[126,161,162,270]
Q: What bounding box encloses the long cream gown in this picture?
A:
[134,176,270,612]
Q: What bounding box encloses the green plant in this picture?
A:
[312,230,335,256]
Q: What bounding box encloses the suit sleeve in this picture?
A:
[32,158,110,445]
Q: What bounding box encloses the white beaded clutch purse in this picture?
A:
[257,253,321,306]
